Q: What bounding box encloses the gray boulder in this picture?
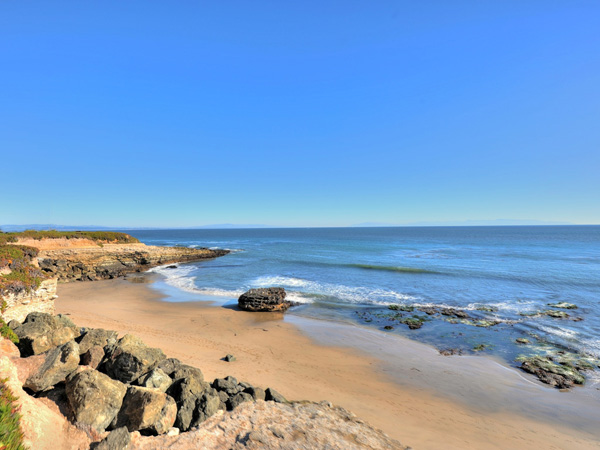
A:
[166,376,209,431]
[245,386,266,401]
[137,368,172,392]
[24,340,80,392]
[102,334,166,383]
[66,368,127,432]
[115,386,177,435]
[171,364,204,383]
[238,287,294,312]
[191,390,222,427]
[14,312,80,356]
[227,391,253,410]
[212,376,240,395]
[155,358,183,377]
[78,328,118,355]
[94,426,131,450]
[265,387,288,403]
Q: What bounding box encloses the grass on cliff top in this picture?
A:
[0,230,139,245]
[0,379,27,450]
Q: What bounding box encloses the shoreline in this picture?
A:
[56,277,600,449]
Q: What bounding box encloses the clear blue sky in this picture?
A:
[1,1,599,227]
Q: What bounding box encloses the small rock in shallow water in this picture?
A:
[547,302,577,309]
[439,348,463,356]
[516,338,530,345]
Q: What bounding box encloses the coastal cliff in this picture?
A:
[35,243,228,282]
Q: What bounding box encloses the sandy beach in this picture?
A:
[56,277,600,449]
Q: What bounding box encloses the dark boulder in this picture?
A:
[245,386,266,401]
[102,334,166,383]
[94,426,131,450]
[171,364,204,383]
[66,368,127,432]
[155,358,183,377]
[166,375,209,431]
[190,390,223,427]
[24,340,80,392]
[227,392,253,410]
[212,376,241,395]
[265,387,288,403]
[238,288,294,312]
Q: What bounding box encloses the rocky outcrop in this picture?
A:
[35,243,229,282]
[519,355,585,389]
[1,278,58,322]
[5,315,406,449]
[238,288,294,312]
[129,400,407,450]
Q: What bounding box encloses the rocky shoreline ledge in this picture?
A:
[0,312,406,450]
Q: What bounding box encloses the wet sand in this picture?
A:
[56,278,600,449]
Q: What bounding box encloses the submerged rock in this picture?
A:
[515,338,530,345]
[519,355,585,389]
[547,302,577,310]
[544,310,570,319]
[238,288,293,312]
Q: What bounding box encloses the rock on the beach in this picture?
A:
[245,386,266,401]
[66,368,127,432]
[102,334,166,383]
[77,328,118,355]
[155,358,183,377]
[226,392,253,411]
[14,312,80,356]
[115,386,177,435]
[137,368,172,392]
[95,426,131,450]
[191,391,223,426]
[237,287,293,312]
[167,374,210,431]
[128,400,407,450]
[81,345,105,369]
[265,387,288,403]
[25,340,80,392]
[520,356,585,389]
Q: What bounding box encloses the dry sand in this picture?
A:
[56,278,600,449]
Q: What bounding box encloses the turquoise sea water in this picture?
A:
[126,226,600,371]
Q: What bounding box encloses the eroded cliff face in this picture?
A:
[2,278,58,322]
[35,243,229,282]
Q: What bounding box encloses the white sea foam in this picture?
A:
[251,275,416,306]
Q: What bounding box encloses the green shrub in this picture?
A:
[1,230,139,244]
[0,320,18,345]
[0,378,26,450]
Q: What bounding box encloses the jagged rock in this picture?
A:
[520,356,585,389]
[439,308,470,319]
[137,368,172,392]
[102,334,166,383]
[94,426,131,450]
[223,354,236,362]
[167,375,209,431]
[226,392,253,410]
[212,376,240,395]
[128,400,406,450]
[78,328,118,355]
[238,287,293,312]
[171,364,203,383]
[439,348,463,356]
[244,386,265,401]
[25,340,80,392]
[81,345,105,369]
[155,358,182,377]
[66,368,127,432]
[14,312,79,356]
[191,391,222,426]
[265,387,287,403]
[115,386,177,435]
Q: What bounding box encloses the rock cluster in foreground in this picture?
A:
[4,312,405,449]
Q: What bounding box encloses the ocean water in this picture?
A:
[126,226,600,369]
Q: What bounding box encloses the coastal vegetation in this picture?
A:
[0,378,26,450]
[0,245,47,297]
[0,230,140,245]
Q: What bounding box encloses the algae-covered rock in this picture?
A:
[547,302,577,310]
[515,338,530,345]
[519,355,585,389]
[544,310,569,319]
